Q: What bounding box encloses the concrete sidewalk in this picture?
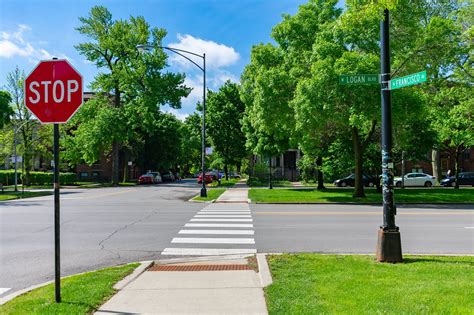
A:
[215,180,249,203]
[95,257,268,315]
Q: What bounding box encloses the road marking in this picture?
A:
[179,229,254,235]
[198,211,251,214]
[194,215,252,218]
[190,218,253,222]
[254,211,473,215]
[161,248,257,256]
[185,223,254,228]
[465,227,474,229]
[0,288,11,295]
[63,189,134,200]
[172,237,255,244]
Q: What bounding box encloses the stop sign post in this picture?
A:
[25,59,83,303]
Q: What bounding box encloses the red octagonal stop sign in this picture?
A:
[25,59,83,124]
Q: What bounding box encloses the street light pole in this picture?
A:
[201,53,207,197]
[376,9,402,263]
[13,120,29,192]
[136,44,207,197]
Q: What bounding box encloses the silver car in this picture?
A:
[394,173,435,187]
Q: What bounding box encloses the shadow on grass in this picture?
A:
[402,257,474,266]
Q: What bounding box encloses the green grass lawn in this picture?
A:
[0,263,138,314]
[249,187,474,203]
[266,254,474,314]
[0,191,52,201]
[192,188,226,201]
[208,178,240,187]
[247,179,293,187]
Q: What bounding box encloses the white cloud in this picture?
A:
[168,34,240,70]
[0,24,70,63]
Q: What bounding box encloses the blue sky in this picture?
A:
[0,0,342,118]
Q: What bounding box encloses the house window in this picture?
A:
[462,150,470,160]
[284,151,297,169]
[80,172,88,178]
[275,156,281,167]
[92,172,99,178]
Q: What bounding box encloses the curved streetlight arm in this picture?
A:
[136,44,204,72]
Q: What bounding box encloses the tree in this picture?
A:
[206,81,247,179]
[74,6,190,184]
[0,91,13,128]
[179,113,202,174]
[6,66,36,185]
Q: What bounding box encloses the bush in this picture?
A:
[0,170,77,185]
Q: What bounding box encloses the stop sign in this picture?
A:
[25,59,83,124]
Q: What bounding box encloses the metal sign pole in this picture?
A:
[53,123,61,302]
[376,9,402,263]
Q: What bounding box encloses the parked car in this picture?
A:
[228,172,241,179]
[440,172,474,187]
[207,170,222,181]
[161,171,175,182]
[334,174,375,187]
[138,172,162,184]
[394,173,435,187]
[197,173,213,184]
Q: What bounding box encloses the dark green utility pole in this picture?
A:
[376,9,403,263]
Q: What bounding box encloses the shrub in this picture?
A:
[0,170,77,185]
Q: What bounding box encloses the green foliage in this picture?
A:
[206,81,247,174]
[0,91,13,128]
[180,113,202,174]
[72,6,190,182]
[0,170,76,185]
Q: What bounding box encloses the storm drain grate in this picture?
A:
[149,264,251,271]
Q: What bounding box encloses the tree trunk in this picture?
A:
[122,151,129,183]
[224,164,229,180]
[431,149,441,183]
[316,156,325,190]
[454,150,460,189]
[352,127,365,198]
[111,141,119,186]
[111,87,121,186]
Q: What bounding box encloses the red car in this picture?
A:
[197,173,213,184]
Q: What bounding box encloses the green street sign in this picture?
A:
[388,70,427,90]
[339,74,379,85]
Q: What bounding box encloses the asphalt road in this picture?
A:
[252,204,474,254]
[1,182,473,298]
[0,180,202,297]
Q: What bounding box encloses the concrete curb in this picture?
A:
[251,202,474,206]
[0,261,149,305]
[113,261,153,290]
[187,198,216,203]
[256,254,273,287]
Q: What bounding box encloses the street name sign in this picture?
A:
[388,70,426,90]
[339,74,379,85]
[25,59,83,124]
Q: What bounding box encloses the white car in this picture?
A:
[394,173,435,187]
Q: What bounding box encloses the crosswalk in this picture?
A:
[161,203,257,256]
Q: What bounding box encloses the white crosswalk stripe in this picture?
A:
[162,248,257,256]
[0,288,11,295]
[190,218,253,222]
[161,198,256,256]
[185,223,254,228]
[179,230,254,235]
[172,237,255,244]
[194,215,252,218]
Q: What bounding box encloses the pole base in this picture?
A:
[200,188,207,198]
[376,228,403,263]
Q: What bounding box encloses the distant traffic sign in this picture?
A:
[388,70,426,90]
[339,74,379,85]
